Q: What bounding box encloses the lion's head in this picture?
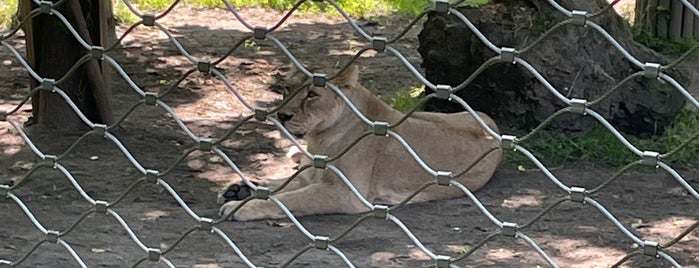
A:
[276,65,359,138]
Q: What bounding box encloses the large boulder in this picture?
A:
[418,0,688,137]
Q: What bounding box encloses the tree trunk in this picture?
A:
[20,0,113,133]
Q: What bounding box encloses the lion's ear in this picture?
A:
[333,64,359,86]
[284,64,308,92]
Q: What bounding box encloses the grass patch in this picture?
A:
[631,15,699,57]
[389,85,423,112]
[633,30,699,57]
[389,86,699,166]
[505,108,699,166]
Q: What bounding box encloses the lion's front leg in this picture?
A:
[219,182,368,221]
[219,199,286,221]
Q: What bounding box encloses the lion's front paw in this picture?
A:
[219,199,285,221]
[219,200,243,221]
[217,183,254,204]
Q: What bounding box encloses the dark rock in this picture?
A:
[418,0,688,137]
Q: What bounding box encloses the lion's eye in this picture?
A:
[306,90,319,99]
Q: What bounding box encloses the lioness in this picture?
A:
[219,65,502,221]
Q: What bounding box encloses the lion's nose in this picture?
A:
[277,112,294,123]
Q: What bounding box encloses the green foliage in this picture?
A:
[506,108,699,166]
[385,0,429,16]
[384,0,491,16]
[113,0,140,25]
[0,0,497,27]
[0,0,18,30]
[389,86,423,112]
[631,9,699,56]
[657,108,699,163]
[633,30,699,56]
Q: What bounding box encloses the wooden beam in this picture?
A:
[694,0,699,39]
[670,0,684,40]
[682,0,695,38]
[658,0,671,38]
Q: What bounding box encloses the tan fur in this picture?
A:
[219,65,502,221]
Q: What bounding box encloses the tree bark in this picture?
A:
[66,0,113,125]
[20,0,113,133]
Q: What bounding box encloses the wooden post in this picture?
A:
[19,0,42,125]
[658,0,671,38]
[18,0,114,132]
[648,0,659,35]
[670,0,684,40]
[682,0,695,38]
[694,0,699,39]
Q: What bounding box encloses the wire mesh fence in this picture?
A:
[0,0,698,267]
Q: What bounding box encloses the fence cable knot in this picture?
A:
[46,230,60,243]
[372,205,389,219]
[313,155,329,169]
[313,235,330,249]
[145,169,160,183]
[434,0,450,13]
[197,61,211,74]
[254,107,268,121]
[198,138,213,151]
[500,135,518,150]
[500,47,517,63]
[41,78,55,92]
[42,155,57,168]
[312,73,327,87]
[641,151,660,167]
[434,84,452,100]
[569,186,586,203]
[199,217,214,232]
[253,27,267,40]
[90,46,104,60]
[571,10,588,26]
[642,241,659,257]
[372,121,389,136]
[93,124,108,136]
[147,248,161,261]
[372,36,387,52]
[500,222,518,237]
[39,1,53,14]
[436,171,453,186]
[436,255,452,268]
[253,187,271,200]
[0,185,9,198]
[569,98,588,115]
[142,14,156,27]
[644,62,661,79]
[144,92,158,106]
[94,200,109,214]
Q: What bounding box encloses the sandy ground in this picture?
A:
[1,4,698,268]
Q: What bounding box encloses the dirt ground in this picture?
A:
[1,5,698,268]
